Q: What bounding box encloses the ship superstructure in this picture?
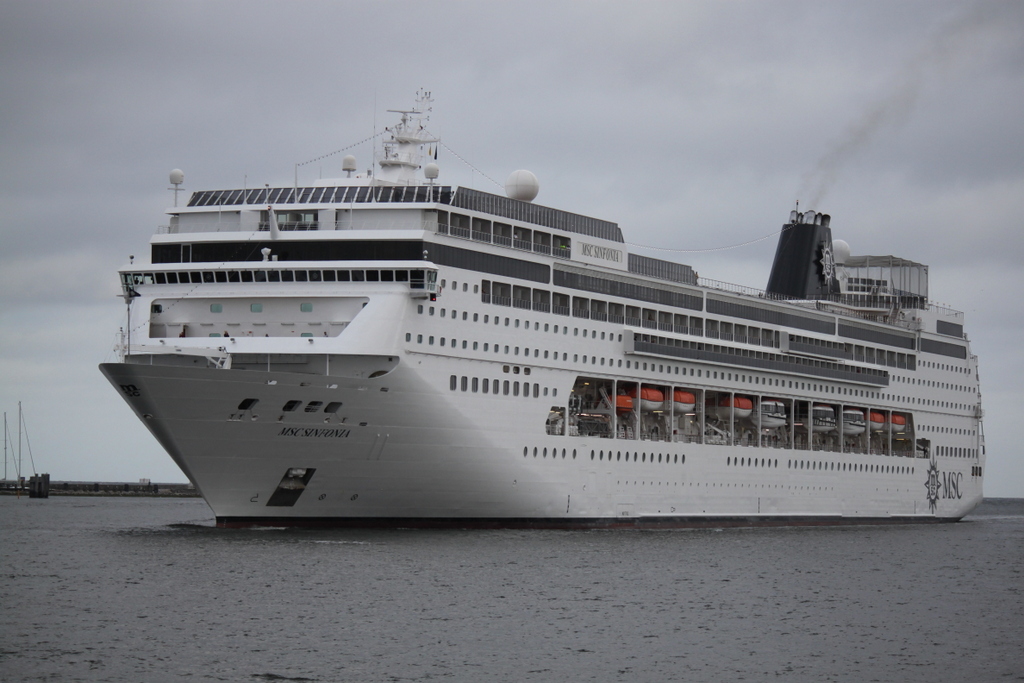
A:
[101,95,984,527]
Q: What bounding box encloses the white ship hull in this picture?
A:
[101,358,981,526]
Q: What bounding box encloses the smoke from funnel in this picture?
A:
[798,3,1010,207]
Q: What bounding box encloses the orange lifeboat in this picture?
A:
[714,396,753,421]
[869,411,886,432]
[615,395,634,414]
[672,390,696,412]
[886,413,907,433]
[627,387,666,412]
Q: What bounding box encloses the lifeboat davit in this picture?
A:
[672,390,696,413]
[886,413,907,433]
[842,408,866,435]
[811,404,836,432]
[627,387,665,412]
[714,396,753,421]
[615,395,634,414]
[869,411,886,432]
[759,399,788,428]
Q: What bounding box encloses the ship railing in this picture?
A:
[258,221,319,231]
[932,303,965,320]
[513,238,533,251]
[590,311,609,322]
[471,230,492,243]
[532,301,551,313]
[533,243,552,256]
[449,224,471,239]
[572,308,591,319]
[481,293,491,303]
[624,316,642,327]
[493,235,512,247]
[552,305,571,316]
[513,298,532,310]
[608,314,625,325]
[658,322,674,333]
[642,320,658,330]
[552,246,572,260]
[492,295,512,307]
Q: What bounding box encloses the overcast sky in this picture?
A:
[1,1,1022,497]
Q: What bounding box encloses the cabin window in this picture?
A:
[251,303,263,313]
[210,304,222,313]
[300,303,313,312]
[282,400,302,412]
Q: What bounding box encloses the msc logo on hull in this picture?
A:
[925,458,963,513]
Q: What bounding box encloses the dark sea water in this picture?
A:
[2,497,1022,682]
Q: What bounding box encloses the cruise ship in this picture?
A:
[101,93,985,527]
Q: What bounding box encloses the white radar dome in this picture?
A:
[342,155,358,172]
[424,162,440,180]
[832,239,851,265]
[505,170,539,202]
[169,169,184,185]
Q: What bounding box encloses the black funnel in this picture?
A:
[765,213,840,299]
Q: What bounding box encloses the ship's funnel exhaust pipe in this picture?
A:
[766,210,839,299]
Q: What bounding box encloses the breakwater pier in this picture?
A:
[0,479,199,497]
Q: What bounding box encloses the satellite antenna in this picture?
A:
[343,155,357,178]
[169,169,185,207]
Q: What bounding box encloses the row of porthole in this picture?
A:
[592,450,685,464]
[420,302,622,344]
[727,457,779,468]
[451,375,552,398]
[524,447,577,459]
[922,424,978,437]
[787,459,914,475]
[521,447,684,465]
[935,445,977,458]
